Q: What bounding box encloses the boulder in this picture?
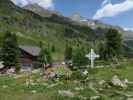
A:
[58,90,74,98]
[6,68,15,74]
[31,90,37,94]
[90,96,101,100]
[98,80,106,85]
[0,61,4,69]
[124,79,129,84]
[82,70,88,75]
[111,75,127,88]
[49,72,56,78]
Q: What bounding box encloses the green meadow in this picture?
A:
[0,61,133,100]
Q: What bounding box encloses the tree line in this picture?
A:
[64,28,122,70]
[0,28,122,72]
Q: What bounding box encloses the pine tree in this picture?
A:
[51,45,55,52]
[12,34,20,72]
[37,47,52,69]
[46,49,52,66]
[104,29,122,60]
[64,44,72,61]
[1,31,20,72]
[37,47,47,68]
[72,47,88,70]
[98,41,107,60]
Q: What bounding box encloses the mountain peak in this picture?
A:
[0,0,15,7]
[69,12,84,21]
[24,4,61,17]
[0,0,19,15]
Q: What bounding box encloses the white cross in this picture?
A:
[85,49,99,68]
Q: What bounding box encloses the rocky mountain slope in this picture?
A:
[69,13,133,38]
[24,4,61,17]
[24,4,133,40]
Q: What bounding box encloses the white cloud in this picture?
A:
[102,0,111,6]
[123,27,133,31]
[11,0,54,9]
[93,0,133,20]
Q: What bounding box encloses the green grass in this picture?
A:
[88,61,133,81]
[0,61,133,100]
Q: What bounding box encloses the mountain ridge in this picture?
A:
[23,4,133,36]
[23,4,61,17]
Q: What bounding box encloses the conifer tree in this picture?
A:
[64,44,72,61]
[1,31,20,72]
[51,45,55,52]
[72,46,88,70]
[37,47,47,68]
[46,49,52,66]
[104,29,122,60]
[12,34,20,72]
[37,46,52,69]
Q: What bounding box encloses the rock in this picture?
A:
[124,79,129,84]
[0,61,4,69]
[58,90,74,98]
[61,62,65,65]
[49,72,56,78]
[90,96,101,100]
[6,68,15,74]
[82,70,88,75]
[31,90,37,94]
[111,75,127,88]
[98,80,106,85]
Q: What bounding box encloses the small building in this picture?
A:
[19,46,41,69]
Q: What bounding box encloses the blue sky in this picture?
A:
[54,0,133,30]
[11,0,133,30]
